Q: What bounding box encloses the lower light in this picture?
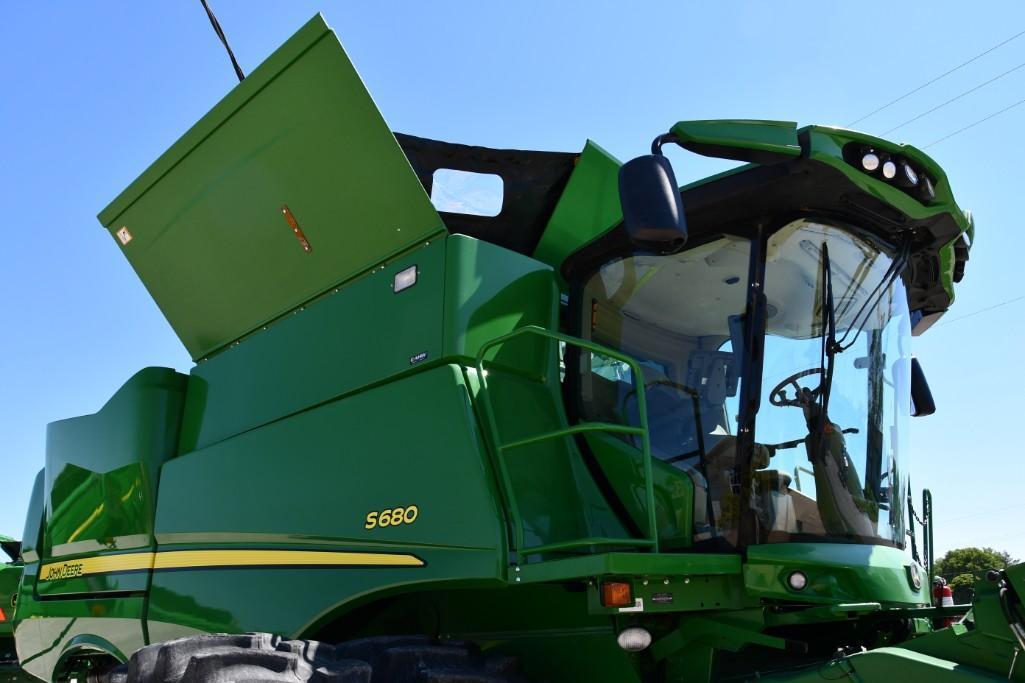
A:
[909,563,923,590]
[882,160,897,179]
[617,627,652,652]
[601,581,633,607]
[787,571,808,591]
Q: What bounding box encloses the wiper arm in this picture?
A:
[805,242,839,436]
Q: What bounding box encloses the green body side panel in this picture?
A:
[443,235,558,365]
[150,364,505,635]
[178,239,447,453]
[744,543,927,606]
[12,586,145,682]
[97,14,446,360]
[37,368,187,596]
[531,141,622,281]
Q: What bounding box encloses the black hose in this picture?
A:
[199,0,246,82]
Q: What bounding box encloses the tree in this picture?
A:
[932,547,1017,604]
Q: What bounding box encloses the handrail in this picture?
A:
[474,325,659,564]
[792,465,816,492]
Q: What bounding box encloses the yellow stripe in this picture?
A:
[39,549,423,582]
[152,549,424,569]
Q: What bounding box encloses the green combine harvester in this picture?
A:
[10,13,1024,682]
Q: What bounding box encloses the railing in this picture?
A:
[792,465,816,492]
[474,325,659,565]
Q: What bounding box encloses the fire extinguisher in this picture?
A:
[933,576,955,627]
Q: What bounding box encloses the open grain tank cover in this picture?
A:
[97,14,446,360]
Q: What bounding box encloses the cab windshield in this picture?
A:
[574,219,909,550]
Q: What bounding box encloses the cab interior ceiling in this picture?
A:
[394,132,577,255]
[565,157,962,316]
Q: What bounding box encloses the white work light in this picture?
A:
[861,152,880,172]
[617,627,652,652]
[393,265,418,293]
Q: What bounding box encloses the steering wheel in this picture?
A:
[769,368,824,407]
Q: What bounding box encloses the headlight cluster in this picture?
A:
[844,143,935,203]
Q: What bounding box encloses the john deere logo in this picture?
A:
[41,562,84,581]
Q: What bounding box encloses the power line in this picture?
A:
[847,28,1025,127]
[926,95,1025,147]
[935,294,1025,327]
[882,59,1025,135]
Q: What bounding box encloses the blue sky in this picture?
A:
[2,2,1024,563]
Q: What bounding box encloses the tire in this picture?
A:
[94,633,525,683]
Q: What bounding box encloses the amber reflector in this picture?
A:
[601,581,633,607]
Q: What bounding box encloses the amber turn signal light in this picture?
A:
[601,581,633,607]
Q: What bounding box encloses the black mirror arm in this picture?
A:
[651,133,682,156]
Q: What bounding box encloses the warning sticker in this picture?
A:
[116,226,133,245]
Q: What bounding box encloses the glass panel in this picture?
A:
[754,219,909,547]
[576,236,752,545]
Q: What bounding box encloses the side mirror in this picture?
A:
[910,357,936,417]
[618,152,687,253]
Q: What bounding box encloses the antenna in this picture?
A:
[199,0,245,82]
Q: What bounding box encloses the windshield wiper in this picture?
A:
[806,242,839,440]
[833,237,912,352]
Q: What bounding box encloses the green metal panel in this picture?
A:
[17,471,43,564]
[744,543,928,606]
[532,141,623,281]
[443,235,559,364]
[146,365,507,636]
[97,14,446,360]
[670,119,802,162]
[900,566,1025,680]
[158,365,504,549]
[763,647,1008,682]
[37,368,187,596]
[582,432,694,548]
[12,591,146,682]
[178,239,446,452]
